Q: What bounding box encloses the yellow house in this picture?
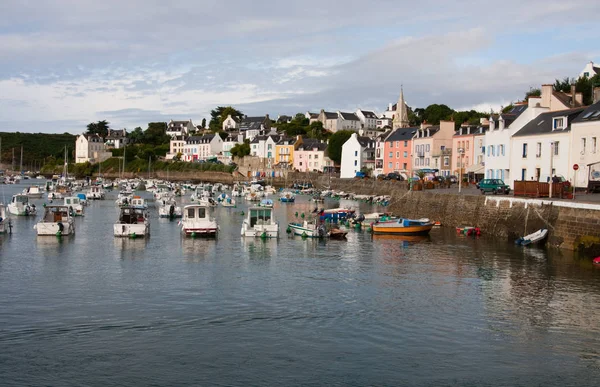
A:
[275,135,303,167]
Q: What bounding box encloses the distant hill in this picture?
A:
[0,132,76,171]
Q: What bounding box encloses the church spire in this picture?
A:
[393,85,409,129]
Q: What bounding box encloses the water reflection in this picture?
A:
[36,235,75,256]
[181,237,217,262]
[113,237,149,260]
[242,237,278,260]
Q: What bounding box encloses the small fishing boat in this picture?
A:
[7,194,37,216]
[130,196,148,209]
[47,185,71,200]
[241,206,279,238]
[319,208,355,222]
[279,191,296,203]
[35,205,75,236]
[157,197,183,219]
[180,205,218,237]
[329,228,348,239]
[23,185,44,199]
[258,199,274,208]
[287,220,328,238]
[115,191,133,207]
[114,206,150,238]
[76,193,88,206]
[64,196,84,216]
[0,204,11,234]
[198,197,217,207]
[87,185,106,200]
[245,191,262,202]
[456,226,481,236]
[371,218,434,235]
[515,228,548,246]
[221,196,236,207]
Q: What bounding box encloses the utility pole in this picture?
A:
[549,142,554,199]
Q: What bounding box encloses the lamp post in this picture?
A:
[549,141,554,199]
[458,148,465,194]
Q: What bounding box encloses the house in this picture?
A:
[277,115,293,124]
[540,83,584,112]
[510,107,585,184]
[484,99,547,186]
[166,135,187,160]
[240,115,271,140]
[183,134,223,162]
[293,139,329,172]
[356,109,378,129]
[250,134,280,162]
[376,117,393,129]
[570,97,600,188]
[580,61,600,79]
[340,133,376,178]
[412,121,454,173]
[305,112,320,124]
[75,134,111,163]
[317,110,361,132]
[105,129,128,149]
[382,127,416,177]
[374,130,390,177]
[465,125,488,181]
[222,133,242,159]
[275,136,301,168]
[167,119,194,137]
[222,115,240,131]
[437,148,453,177]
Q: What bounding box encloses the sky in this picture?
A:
[0,0,599,134]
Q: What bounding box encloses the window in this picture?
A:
[355,151,358,157]
[582,138,587,154]
[522,143,528,158]
[466,157,469,165]
[553,117,565,130]
[309,154,312,159]
[395,162,399,169]
[388,162,392,169]
[299,162,303,166]
[389,152,393,158]
[554,141,559,156]
[536,142,541,158]
[314,154,318,159]
[396,152,399,158]
[354,160,357,166]
[425,158,430,166]
[404,141,408,147]
[395,141,399,148]
[456,157,460,167]
[593,137,597,153]
[403,151,407,157]
[444,157,449,166]
[426,144,430,152]
[466,142,469,151]
[491,145,495,157]
[403,163,407,169]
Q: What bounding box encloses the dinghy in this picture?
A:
[515,228,548,246]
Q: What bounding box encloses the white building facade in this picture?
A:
[75,134,111,163]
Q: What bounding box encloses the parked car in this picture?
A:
[355,171,368,179]
[476,179,511,195]
[383,172,404,181]
[448,175,458,184]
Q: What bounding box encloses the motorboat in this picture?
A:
[221,196,236,207]
[318,208,355,222]
[279,191,295,203]
[116,191,133,207]
[64,196,84,216]
[515,228,548,246]
[114,206,150,238]
[371,218,434,235]
[87,185,106,200]
[76,193,88,206]
[241,206,279,238]
[245,191,262,202]
[180,205,219,237]
[258,199,274,208]
[157,197,183,219]
[0,204,11,234]
[7,194,37,216]
[198,197,217,207]
[47,185,71,200]
[130,196,148,209]
[287,219,328,238]
[23,185,44,199]
[34,205,75,236]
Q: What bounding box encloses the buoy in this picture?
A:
[366,227,372,232]
[260,231,267,239]
[295,212,298,217]
[191,232,197,238]
[301,232,307,238]
[355,223,361,230]
[131,232,137,239]
[55,231,62,237]
[286,226,291,234]
[301,213,305,218]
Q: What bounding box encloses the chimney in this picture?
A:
[541,84,553,108]
[388,103,393,111]
[575,92,583,106]
[594,87,600,104]
[489,117,495,131]
[499,116,505,130]
[570,85,577,108]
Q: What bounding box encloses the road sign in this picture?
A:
[573,164,579,171]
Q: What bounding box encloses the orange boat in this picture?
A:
[371,218,434,235]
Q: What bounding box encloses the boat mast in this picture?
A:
[122,145,126,179]
[12,148,15,171]
[148,156,151,179]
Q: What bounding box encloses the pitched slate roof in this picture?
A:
[513,107,586,137]
[339,112,360,121]
[414,126,440,138]
[553,91,584,109]
[453,125,489,136]
[298,140,327,151]
[277,115,292,123]
[572,100,600,123]
[498,104,528,127]
[358,110,378,119]
[277,136,295,145]
[385,127,417,142]
[240,116,268,131]
[321,111,338,120]
[357,136,375,147]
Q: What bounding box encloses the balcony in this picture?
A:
[416,151,425,158]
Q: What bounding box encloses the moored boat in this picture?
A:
[287,220,328,238]
[241,206,279,238]
[515,228,548,246]
[23,185,44,199]
[113,206,150,238]
[64,196,84,216]
[87,185,105,200]
[34,205,75,236]
[279,191,295,203]
[371,218,434,235]
[180,205,218,237]
[7,194,37,216]
[0,204,11,234]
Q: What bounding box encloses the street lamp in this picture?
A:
[458,148,465,193]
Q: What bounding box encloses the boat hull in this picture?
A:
[371,224,434,235]
[241,224,279,238]
[288,223,326,238]
[36,222,75,236]
[182,227,218,237]
[114,223,149,238]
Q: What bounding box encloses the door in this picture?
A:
[521,169,526,181]
[535,168,540,181]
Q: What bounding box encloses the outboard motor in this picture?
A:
[169,204,175,218]
[356,214,365,223]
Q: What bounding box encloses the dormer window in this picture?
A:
[553,117,566,130]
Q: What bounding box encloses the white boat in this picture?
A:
[221,197,236,207]
[515,228,548,246]
[87,185,106,200]
[130,196,148,209]
[7,194,37,216]
[23,185,44,199]
[34,205,75,236]
[198,197,217,207]
[0,204,11,234]
[258,199,274,208]
[245,191,262,202]
[157,197,183,219]
[241,206,279,238]
[287,220,329,238]
[180,205,219,237]
[113,206,150,238]
[115,191,133,207]
[279,191,295,203]
[47,185,71,200]
[64,196,84,216]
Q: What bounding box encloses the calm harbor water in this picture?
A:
[1,182,600,386]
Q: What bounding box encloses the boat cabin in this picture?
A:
[118,207,147,224]
[248,208,274,227]
[12,195,29,204]
[42,206,70,222]
[185,205,208,220]
[65,197,81,206]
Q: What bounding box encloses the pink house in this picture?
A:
[293,139,330,172]
[382,128,416,175]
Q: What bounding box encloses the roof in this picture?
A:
[169,120,190,126]
[385,127,417,142]
[357,136,375,147]
[307,112,319,119]
[339,112,360,121]
[321,111,338,120]
[513,107,586,137]
[250,134,280,144]
[240,116,268,131]
[297,140,327,151]
[186,134,216,143]
[106,129,126,139]
[453,125,489,136]
[276,136,295,145]
[414,126,440,138]
[497,104,528,127]
[552,91,584,109]
[358,110,378,119]
[572,100,600,123]
[170,135,186,141]
[277,115,292,123]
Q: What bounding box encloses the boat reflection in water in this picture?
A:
[181,237,217,262]
[372,233,430,246]
[36,234,75,257]
[241,237,278,260]
[113,237,149,260]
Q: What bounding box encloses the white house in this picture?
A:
[569,99,600,188]
[222,115,240,131]
[105,129,128,149]
[166,135,187,160]
[580,61,600,79]
[250,134,280,161]
[340,133,375,178]
[75,134,111,163]
[167,119,194,137]
[510,107,586,184]
[183,134,223,162]
[222,133,242,159]
[305,112,320,124]
[240,115,271,140]
[376,117,393,129]
[317,110,361,132]
[356,109,378,129]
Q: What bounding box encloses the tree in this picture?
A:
[201,118,206,128]
[128,127,144,144]
[308,121,329,140]
[422,104,454,125]
[144,122,170,145]
[524,87,541,100]
[208,106,243,131]
[575,74,599,105]
[553,77,572,93]
[86,120,110,137]
[293,113,309,126]
[327,130,354,165]
[230,140,250,158]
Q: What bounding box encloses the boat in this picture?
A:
[593,257,600,265]
[245,191,262,202]
[329,228,348,239]
[456,226,481,236]
[515,228,548,246]
[371,218,434,235]
[47,185,71,200]
[0,204,11,234]
[87,185,105,200]
[34,205,75,236]
[279,191,295,203]
[130,196,148,209]
[318,208,355,222]
[221,196,236,207]
[113,206,150,238]
[64,196,84,216]
[115,191,133,207]
[287,219,328,238]
[198,197,217,207]
[76,193,88,206]
[157,197,183,219]
[258,198,274,208]
[180,205,219,237]
[23,185,43,199]
[241,206,279,238]
[7,194,37,216]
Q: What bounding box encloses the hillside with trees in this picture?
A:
[0,132,76,171]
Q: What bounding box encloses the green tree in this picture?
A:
[144,122,170,145]
[308,121,329,140]
[327,130,354,165]
[86,120,110,137]
[208,106,244,131]
[128,127,144,144]
[553,77,572,93]
[201,118,206,128]
[575,75,597,105]
[293,113,309,125]
[524,87,541,100]
[230,140,250,158]
[422,104,454,125]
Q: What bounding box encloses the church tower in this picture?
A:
[393,86,410,129]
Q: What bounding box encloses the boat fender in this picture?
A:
[57,222,64,232]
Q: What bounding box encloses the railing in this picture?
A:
[513,181,566,198]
